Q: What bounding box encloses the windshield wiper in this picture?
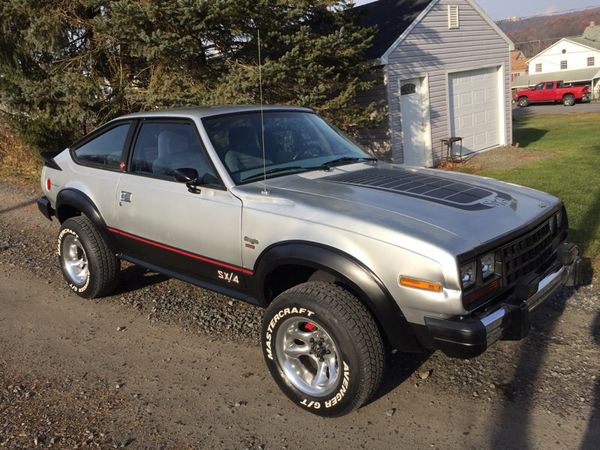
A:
[321,156,378,167]
[240,157,377,183]
[241,166,328,183]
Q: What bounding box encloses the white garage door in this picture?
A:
[449,67,501,153]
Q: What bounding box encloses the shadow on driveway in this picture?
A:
[581,311,600,449]
[0,198,37,215]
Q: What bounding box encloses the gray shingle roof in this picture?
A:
[567,25,600,50]
[350,0,431,60]
[512,67,600,89]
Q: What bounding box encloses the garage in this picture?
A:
[448,67,501,154]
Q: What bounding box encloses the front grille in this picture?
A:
[500,218,557,285]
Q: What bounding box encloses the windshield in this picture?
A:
[201,111,373,184]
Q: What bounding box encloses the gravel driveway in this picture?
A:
[0,181,599,449]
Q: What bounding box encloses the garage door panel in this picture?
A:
[449,67,500,153]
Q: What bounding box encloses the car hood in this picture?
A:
[234,162,561,256]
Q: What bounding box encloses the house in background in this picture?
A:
[511,50,528,81]
[513,24,600,99]
[353,0,514,166]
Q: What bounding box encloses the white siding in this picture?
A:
[528,39,600,74]
[384,0,512,164]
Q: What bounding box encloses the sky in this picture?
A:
[353,0,600,20]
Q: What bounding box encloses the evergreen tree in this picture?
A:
[0,1,377,151]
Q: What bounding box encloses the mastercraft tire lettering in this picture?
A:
[261,281,385,417]
[58,216,119,299]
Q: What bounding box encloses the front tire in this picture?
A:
[261,281,384,417]
[58,216,119,298]
[518,97,529,107]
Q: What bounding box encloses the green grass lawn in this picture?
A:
[473,113,600,261]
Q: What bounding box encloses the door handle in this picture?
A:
[119,191,132,205]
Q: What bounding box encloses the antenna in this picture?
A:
[257,29,268,195]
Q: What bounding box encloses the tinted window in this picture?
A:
[545,82,553,89]
[74,124,130,168]
[131,122,218,183]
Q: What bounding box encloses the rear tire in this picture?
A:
[563,94,575,106]
[261,281,384,417]
[58,216,119,298]
[518,97,529,107]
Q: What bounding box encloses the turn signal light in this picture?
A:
[46,178,52,190]
[399,276,442,293]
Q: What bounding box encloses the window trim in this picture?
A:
[124,117,226,191]
[70,120,137,172]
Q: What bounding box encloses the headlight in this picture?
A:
[460,261,476,289]
[480,252,496,279]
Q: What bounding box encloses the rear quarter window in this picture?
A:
[73,124,130,169]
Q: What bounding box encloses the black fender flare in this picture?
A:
[253,241,422,352]
[55,188,116,250]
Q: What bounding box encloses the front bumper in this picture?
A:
[421,243,581,359]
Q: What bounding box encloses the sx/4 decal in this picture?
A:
[218,270,240,284]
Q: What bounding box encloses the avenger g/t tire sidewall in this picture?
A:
[58,216,119,299]
[261,281,384,417]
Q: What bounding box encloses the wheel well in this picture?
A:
[263,264,363,302]
[263,264,319,303]
[563,93,575,98]
[56,204,82,223]
[261,264,396,347]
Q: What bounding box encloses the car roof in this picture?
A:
[116,105,314,121]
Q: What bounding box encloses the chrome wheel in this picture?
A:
[275,316,340,397]
[61,234,89,286]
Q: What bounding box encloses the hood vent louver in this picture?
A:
[323,168,511,211]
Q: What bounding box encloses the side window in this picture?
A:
[535,83,544,91]
[545,82,554,90]
[74,124,130,169]
[130,122,218,184]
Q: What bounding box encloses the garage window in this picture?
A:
[588,57,595,67]
[401,83,417,95]
[560,60,568,70]
[535,63,542,73]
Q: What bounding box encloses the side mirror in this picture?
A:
[173,168,199,183]
[173,168,201,193]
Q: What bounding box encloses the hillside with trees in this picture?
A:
[498,7,600,56]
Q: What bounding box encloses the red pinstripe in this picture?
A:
[108,227,254,276]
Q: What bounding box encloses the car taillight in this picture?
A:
[46,178,52,190]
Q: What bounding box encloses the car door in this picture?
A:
[530,83,545,102]
[541,82,555,102]
[112,119,249,290]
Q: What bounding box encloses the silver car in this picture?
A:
[37,106,581,416]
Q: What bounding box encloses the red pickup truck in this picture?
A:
[514,81,590,107]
